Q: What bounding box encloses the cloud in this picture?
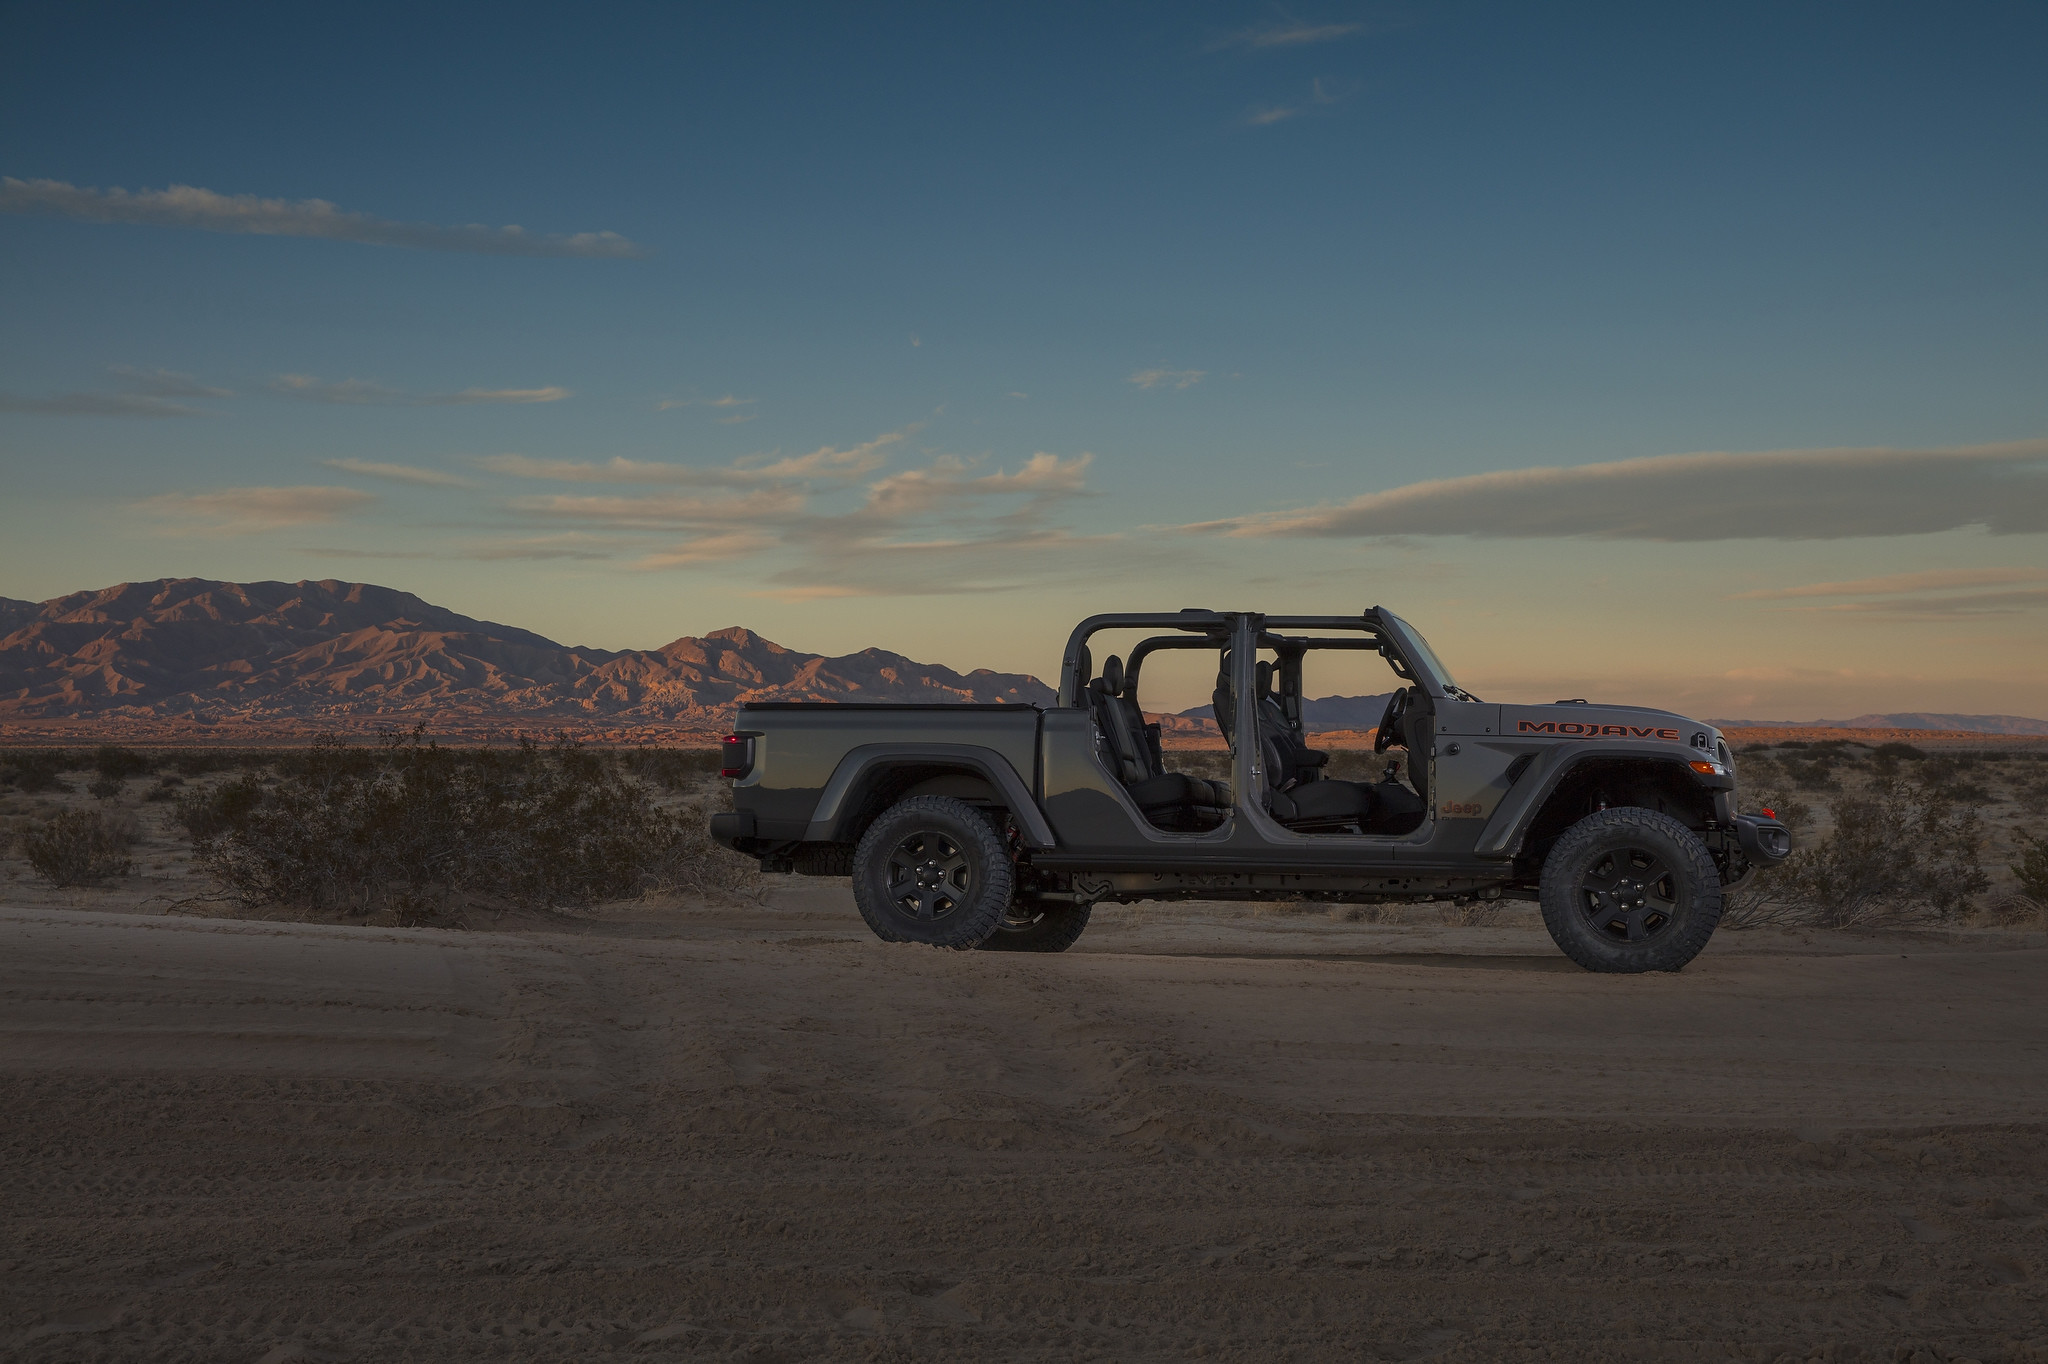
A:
[1247,106,1299,126]
[0,391,207,417]
[477,417,1099,596]
[138,485,377,532]
[0,365,232,417]
[1187,439,2048,542]
[1731,567,2048,601]
[507,487,807,528]
[861,452,1092,518]
[1222,21,1367,48]
[1,177,645,258]
[473,429,907,486]
[1794,588,2048,617]
[107,367,232,399]
[1728,566,2048,618]
[1128,367,1206,390]
[272,375,571,406]
[318,458,471,488]
[657,394,756,412]
[459,533,616,562]
[630,531,778,570]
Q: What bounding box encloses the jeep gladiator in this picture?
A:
[710,608,1790,971]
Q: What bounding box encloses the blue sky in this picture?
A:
[3,1,2045,716]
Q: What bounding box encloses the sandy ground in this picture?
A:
[3,891,2046,1363]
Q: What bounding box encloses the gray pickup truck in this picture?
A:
[710,608,1789,972]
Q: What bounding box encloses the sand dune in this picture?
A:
[3,896,2045,1360]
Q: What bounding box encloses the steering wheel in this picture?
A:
[1374,687,1412,753]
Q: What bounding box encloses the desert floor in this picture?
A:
[3,891,2045,1363]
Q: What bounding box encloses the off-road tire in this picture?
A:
[1539,807,1722,973]
[976,898,1091,953]
[852,795,1014,949]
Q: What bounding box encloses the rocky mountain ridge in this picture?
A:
[0,579,1052,739]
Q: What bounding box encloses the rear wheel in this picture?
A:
[976,897,1091,953]
[1539,807,1721,973]
[852,796,1014,948]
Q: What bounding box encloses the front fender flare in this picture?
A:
[803,743,1057,848]
[1474,742,1733,860]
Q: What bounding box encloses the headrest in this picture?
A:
[1101,654,1125,697]
[1255,660,1273,696]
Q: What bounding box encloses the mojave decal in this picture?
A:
[1517,720,1682,740]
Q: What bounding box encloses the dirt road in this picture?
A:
[4,895,2045,1361]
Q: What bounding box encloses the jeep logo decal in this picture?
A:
[1518,720,1681,740]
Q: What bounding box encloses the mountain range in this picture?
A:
[0,578,1051,740]
[1710,713,2048,736]
[2,579,2042,742]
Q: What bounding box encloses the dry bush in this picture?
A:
[93,745,151,780]
[18,808,136,887]
[2011,828,2048,911]
[0,750,75,794]
[1725,776,1989,929]
[176,730,754,921]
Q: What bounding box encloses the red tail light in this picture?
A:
[720,732,758,779]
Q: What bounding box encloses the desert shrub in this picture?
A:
[93,745,151,780]
[179,730,754,919]
[617,746,722,792]
[0,750,74,793]
[18,808,135,887]
[171,750,245,778]
[2013,829,2048,908]
[86,773,126,801]
[1730,777,1989,928]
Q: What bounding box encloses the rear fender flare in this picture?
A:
[804,743,1056,848]
[1474,742,1732,859]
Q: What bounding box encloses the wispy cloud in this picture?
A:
[1794,588,2048,617]
[1732,567,2048,601]
[1,177,645,258]
[507,487,808,529]
[1729,566,2048,619]
[473,429,907,486]
[630,531,779,570]
[1186,439,2048,542]
[138,485,378,533]
[318,457,471,488]
[0,365,231,418]
[1128,367,1206,390]
[1247,106,1299,126]
[1221,20,1367,49]
[459,533,617,562]
[272,375,571,406]
[656,394,757,413]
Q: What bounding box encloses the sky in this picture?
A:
[2,1,2045,718]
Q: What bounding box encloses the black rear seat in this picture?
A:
[1088,656,1229,824]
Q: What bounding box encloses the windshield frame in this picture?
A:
[1377,610,1463,699]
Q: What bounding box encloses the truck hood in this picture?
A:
[1497,700,1722,753]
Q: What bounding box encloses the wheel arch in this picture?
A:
[1478,744,1730,866]
[802,743,1055,849]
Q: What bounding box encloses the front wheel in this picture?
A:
[976,898,1091,953]
[1539,808,1722,973]
[852,796,1014,948]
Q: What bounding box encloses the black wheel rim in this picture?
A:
[1580,846,1679,944]
[885,829,972,920]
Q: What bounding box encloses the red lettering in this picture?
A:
[1518,720,1556,733]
